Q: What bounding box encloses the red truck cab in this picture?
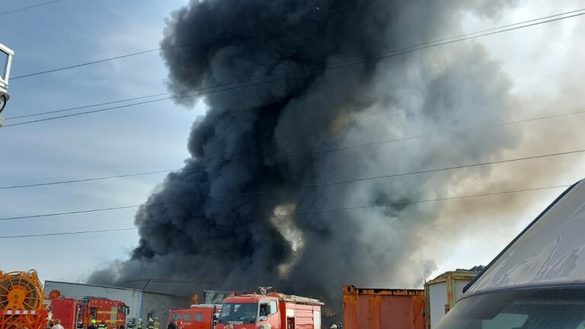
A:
[168,305,221,329]
[215,292,323,329]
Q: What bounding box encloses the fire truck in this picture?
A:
[215,291,323,329]
[168,305,221,329]
[48,290,129,329]
[167,290,232,329]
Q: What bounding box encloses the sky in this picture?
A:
[1,0,585,286]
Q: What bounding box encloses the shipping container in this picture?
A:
[342,285,425,329]
[423,271,477,329]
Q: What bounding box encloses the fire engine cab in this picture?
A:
[216,291,323,329]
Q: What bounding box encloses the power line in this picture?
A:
[5,92,170,120]
[2,105,585,192]
[306,108,585,156]
[0,205,139,221]
[289,184,571,217]
[9,1,375,81]
[1,135,584,198]
[1,96,179,127]
[0,0,63,16]
[11,6,582,81]
[0,169,172,190]
[238,148,585,198]
[0,182,570,238]
[0,77,279,127]
[12,47,167,80]
[4,8,585,128]
[0,149,585,221]
[0,227,138,239]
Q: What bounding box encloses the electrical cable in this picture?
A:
[4,8,585,128]
[0,0,63,16]
[5,92,171,120]
[0,182,570,239]
[0,181,572,222]
[9,0,379,80]
[0,227,138,239]
[0,169,172,190]
[1,140,584,198]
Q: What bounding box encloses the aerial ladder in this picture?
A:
[0,270,48,329]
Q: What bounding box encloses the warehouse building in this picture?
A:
[45,281,190,325]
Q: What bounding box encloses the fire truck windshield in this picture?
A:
[435,286,585,329]
[218,303,258,324]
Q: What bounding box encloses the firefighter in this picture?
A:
[153,317,160,329]
[166,320,176,329]
[97,321,107,329]
[88,319,98,329]
[126,318,135,329]
[136,319,143,329]
[147,318,154,329]
[51,319,64,329]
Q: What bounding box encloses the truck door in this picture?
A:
[258,301,280,329]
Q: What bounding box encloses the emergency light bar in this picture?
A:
[0,42,15,114]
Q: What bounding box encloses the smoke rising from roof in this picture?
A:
[90,0,518,313]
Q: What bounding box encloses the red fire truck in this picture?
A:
[168,305,221,329]
[215,292,323,329]
[48,290,129,329]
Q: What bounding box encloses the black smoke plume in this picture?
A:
[90,0,517,316]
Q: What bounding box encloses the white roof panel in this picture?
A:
[467,179,585,294]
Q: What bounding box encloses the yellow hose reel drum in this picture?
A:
[0,270,47,329]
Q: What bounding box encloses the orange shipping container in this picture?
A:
[343,285,425,329]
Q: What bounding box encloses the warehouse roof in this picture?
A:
[45,280,183,298]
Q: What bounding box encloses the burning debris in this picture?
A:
[90,0,518,313]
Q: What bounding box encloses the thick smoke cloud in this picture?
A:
[90,0,518,315]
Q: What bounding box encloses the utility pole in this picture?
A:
[0,42,15,122]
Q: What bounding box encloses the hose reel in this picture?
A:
[0,271,47,329]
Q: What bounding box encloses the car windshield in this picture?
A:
[436,286,585,329]
[218,303,258,324]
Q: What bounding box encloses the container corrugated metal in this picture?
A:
[343,285,425,329]
[424,271,477,329]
